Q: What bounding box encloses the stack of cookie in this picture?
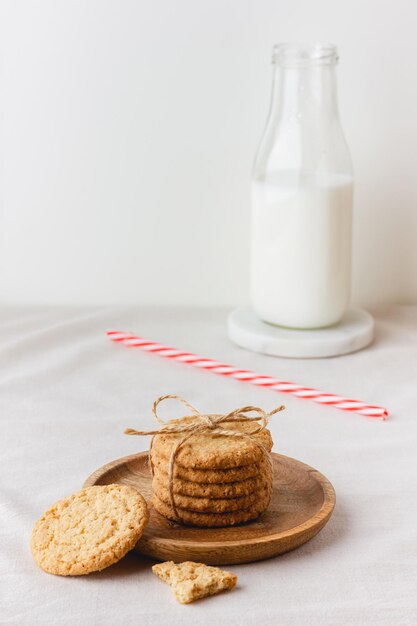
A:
[150,416,274,527]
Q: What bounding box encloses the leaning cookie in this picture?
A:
[31,484,149,576]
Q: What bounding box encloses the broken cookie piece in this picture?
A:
[152,560,237,604]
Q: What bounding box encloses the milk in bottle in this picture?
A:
[251,44,353,329]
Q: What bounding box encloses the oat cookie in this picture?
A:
[152,486,272,527]
[152,561,237,604]
[31,484,149,576]
[152,466,271,499]
[152,475,259,512]
[150,452,264,483]
[152,417,273,469]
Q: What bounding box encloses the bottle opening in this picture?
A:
[272,43,338,67]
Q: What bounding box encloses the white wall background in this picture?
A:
[1,0,416,307]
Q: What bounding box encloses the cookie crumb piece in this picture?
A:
[152,561,237,604]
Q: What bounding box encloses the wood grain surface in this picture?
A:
[84,452,335,565]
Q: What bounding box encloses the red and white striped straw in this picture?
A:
[107,330,388,420]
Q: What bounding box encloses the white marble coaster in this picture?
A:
[228,308,374,358]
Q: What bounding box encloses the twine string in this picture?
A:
[125,394,285,521]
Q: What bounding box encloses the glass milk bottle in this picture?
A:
[251,43,353,329]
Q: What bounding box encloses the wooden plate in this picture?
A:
[84,452,335,565]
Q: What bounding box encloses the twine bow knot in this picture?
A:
[125,395,285,521]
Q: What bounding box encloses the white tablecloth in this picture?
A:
[1,306,416,625]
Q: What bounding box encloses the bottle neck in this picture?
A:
[253,44,352,179]
[271,64,340,123]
